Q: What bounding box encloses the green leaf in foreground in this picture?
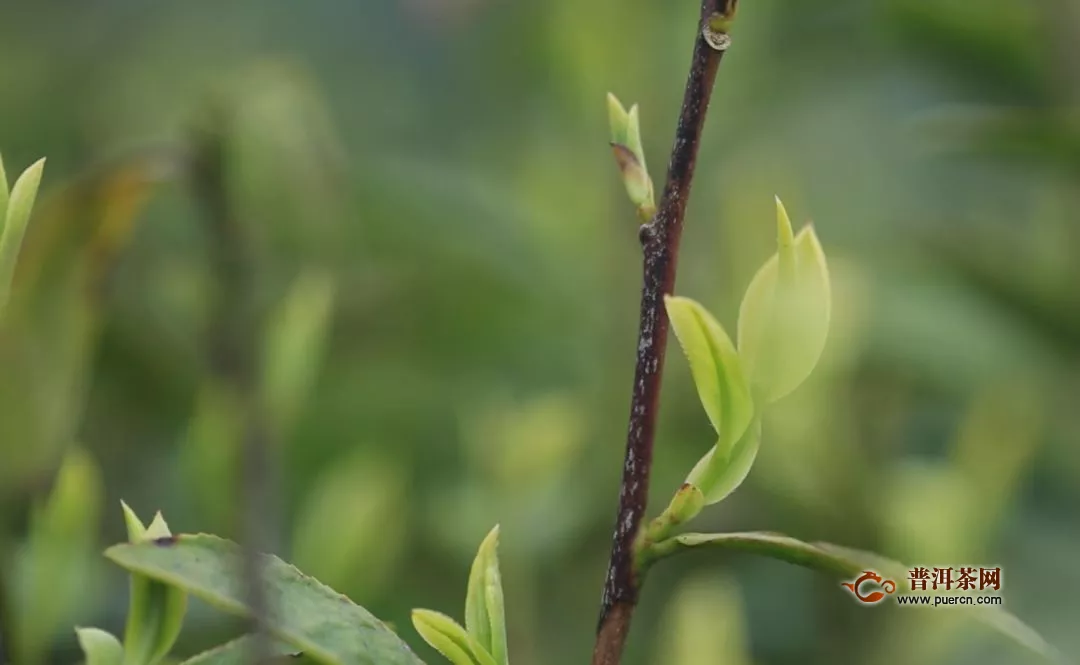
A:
[178,635,301,664]
[646,531,1064,663]
[105,535,425,665]
[76,627,124,665]
[411,610,495,665]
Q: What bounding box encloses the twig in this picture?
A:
[188,110,276,665]
[592,2,735,664]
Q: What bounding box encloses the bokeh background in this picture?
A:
[1,0,1079,663]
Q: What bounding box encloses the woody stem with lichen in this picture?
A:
[591,2,737,665]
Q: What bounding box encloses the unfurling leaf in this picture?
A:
[76,627,124,665]
[665,296,754,453]
[685,418,762,505]
[666,483,705,526]
[465,526,507,665]
[118,505,187,665]
[412,610,495,665]
[606,93,655,220]
[644,484,706,546]
[610,144,654,218]
[737,197,831,403]
[105,534,424,665]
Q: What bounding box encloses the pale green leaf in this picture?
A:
[412,610,494,665]
[685,419,762,505]
[665,296,754,451]
[0,157,45,312]
[649,531,1065,663]
[610,144,654,215]
[464,526,506,665]
[177,635,300,664]
[76,627,124,665]
[737,199,831,403]
[775,196,796,283]
[105,535,425,665]
[145,512,173,540]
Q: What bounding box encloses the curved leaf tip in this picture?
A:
[664,295,754,453]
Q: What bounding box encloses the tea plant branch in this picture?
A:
[188,111,276,665]
[593,2,737,664]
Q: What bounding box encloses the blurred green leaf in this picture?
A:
[411,610,494,665]
[177,635,300,664]
[105,535,426,665]
[119,507,186,665]
[0,153,9,235]
[291,452,406,601]
[737,199,831,403]
[76,627,125,665]
[665,295,754,451]
[464,526,506,665]
[0,149,171,494]
[179,383,245,532]
[653,574,750,665]
[648,531,1065,662]
[13,446,104,665]
[261,270,335,436]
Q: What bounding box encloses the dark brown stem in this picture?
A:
[592,2,733,664]
[189,110,276,665]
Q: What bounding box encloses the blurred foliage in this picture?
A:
[1,0,1079,664]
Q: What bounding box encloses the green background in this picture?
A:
[1,0,1078,663]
